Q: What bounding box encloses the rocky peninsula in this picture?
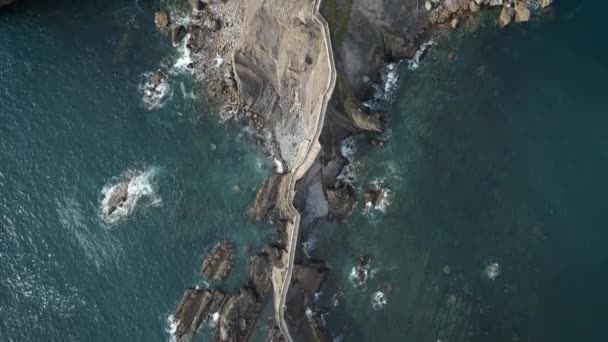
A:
[156,0,554,341]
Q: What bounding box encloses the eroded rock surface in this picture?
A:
[326,184,356,222]
[202,242,236,281]
[173,288,228,341]
[216,287,262,342]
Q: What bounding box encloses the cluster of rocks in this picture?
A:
[172,243,284,342]
[153,0,243,120]
[423,0,553,29]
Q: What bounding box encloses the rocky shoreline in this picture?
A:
[155,0,554,341]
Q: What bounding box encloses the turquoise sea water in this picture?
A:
[0,1,271,341]
[310,1,608,341]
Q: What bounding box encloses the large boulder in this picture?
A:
[326,184,356,222]
[499,6,515,28]
[154,11,169,30]
[514,1,531,22]
[351,107,385,133]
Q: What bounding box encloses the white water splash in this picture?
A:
[340,135,357,162]
[371,290,387,310]
[302,234,317,258]
[484,262,501,280]
[165,314,179,342]
[171,33,193,74]
[139,71,172,110]
[274,158,285,174]
[208,312,220,328]
[100,167,161,225]
[408,40,436,70]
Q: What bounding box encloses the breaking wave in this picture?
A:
[165,314,179,342]
[371,290,387,310]
[408,40,436,70]
[139,71,172,110]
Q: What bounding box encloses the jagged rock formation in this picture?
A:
[202,242,236,281]
[173,288,228,340]
[326,184,356,222]
[285,260,332,342]
[249,174,288,223]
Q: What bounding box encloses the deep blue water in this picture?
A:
[309,1,608,341]
[0,1,270,341]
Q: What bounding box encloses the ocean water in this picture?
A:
[0,1,271,341]
[309,1,608,341]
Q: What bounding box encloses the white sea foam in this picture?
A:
[337,136,358,185]
[166,314,179,342]
[172,33,193,74]
[484,262,501,280]
[100,167,161,225]
[209,312,220,328]
[274,158,285,174]
[349,264,376,287]
[408,40,436,70]
[371,290,387,310]
[139,71,172,110]
[340,136,357,162]
[302,234,317,259]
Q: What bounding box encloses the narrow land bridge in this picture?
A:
[271,0,336,341]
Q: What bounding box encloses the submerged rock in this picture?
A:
[539,0,553,8]
[202,242,235,281]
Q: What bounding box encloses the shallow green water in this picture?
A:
[0,1,271,341]
[310,1,608,341]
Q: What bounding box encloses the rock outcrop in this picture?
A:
[326,184,356,222]
[202,242,236,281]
[154,11,169,30]
[173,288,228,341]
[293,262,328,294]
[216,287,263,342]
[249,174,289,223]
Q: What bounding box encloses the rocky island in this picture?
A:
[158,0,554,341]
